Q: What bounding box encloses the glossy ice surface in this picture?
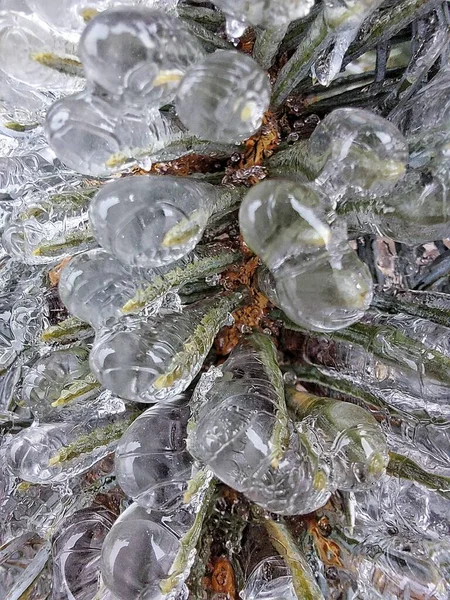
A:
[59,249,140,328]
[22,347,91,420]
[89,175,220,267]
[79,7,203,108]
[176,50,271,143]
[211,0,315,28]
[90,294,236,403]
[101,503,180,600]
[239,179,373,331]
[189,339,332,515]
[45,92,171,176]
[241,556,296,600]
[307,108,408,201]
[115,396,192,511]
[52,507,116,600]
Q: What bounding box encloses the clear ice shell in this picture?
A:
[89,296,228,403]
[240,179,373,332]
[175,50,271,144]
[211,0,315,28]
[100,503,180,600]
[59,248,141,328]
[2,187,93,264]
[4,423,73,483]
[52,507,116,600]
[307,107,408,202]
[0,287,44,370]
[274,249,373,332]
[241,556,296,600]
[79,7,204,109]
[89,175,220,267]
[0,11,82,91]
[239,178,332,272]
[115,395,193,511]
[3,393,127,484]
[294,395,389,490]
[188,340,332,515]
[22,347,91,421]
[45,90,181,176]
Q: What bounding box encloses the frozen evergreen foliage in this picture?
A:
[176,50,271,143]
[240,179,373,331]
[115,395,193,511]
[241,556,296,600]
[79,7,203,109]
[89,175,240,267]
[189,334,388,514]
[52,507,116,600]
[89,291,244,403]
[100,503,182,600]
[2,1,450,599]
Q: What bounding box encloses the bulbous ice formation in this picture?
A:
[2,186,94,264]
[115,395,193,511]
[45,91,182,176]
[211,0,315,30]
[240,179,373,331]
[59,248,141,328]
[241,556,296,600]
[79,7,203,109]
[52,507,116,600]
[22,347,92,420]
[0,286,44,370]
[291,391,389,490]
[189,335,332,515]
[306,108,408,202]
[176,50,271,144]
[89,292,243,403]
[89,175,231,267]
[0,11,82,91]
[3,394,128,483]
[4,423,72,483]
[100,503,180,600]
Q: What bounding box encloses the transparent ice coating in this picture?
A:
[239,179,332,271]
[312,0,384,87]
[0,150,71,197]
[292,393,389,491]
[306,108,408,202]
[22,347,92,421]
[344,477,450,600]
[59,248,142,328]
[176,50,270,144]
[274,249,373,332]
[2,186,94,264]
[30,0,179,35]
[52,507,116,600]
[355,475,450,540]
[0,11,83,91]
[90,292,241,403]
[3,394,127,483]
[89,175,229,267]
[115,395,193,511]
[79,7,203,109]
[302,318,450,417]
[211,0,315,29]
[240,179,373,332]
[4,423,76,483]
[0,285,44,370]
[345,170,450,245]
[45,90,183,176]
[101,503,180,600]
[241,556,296,600]
[189,338,332,515]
